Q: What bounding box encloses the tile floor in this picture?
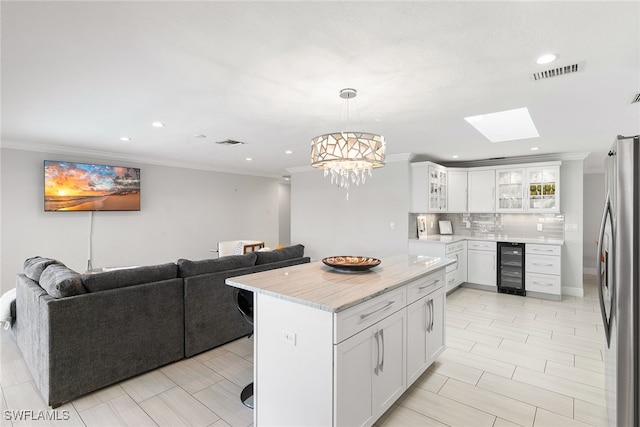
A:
[0,275,606,426]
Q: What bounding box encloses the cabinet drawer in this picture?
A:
[446,241,465,254]
[526,273,561,295]
[407,271,444,304]
[526,244,561,256]
[334,288,406,344]
[526,254,561,275]
[467,240,496,251]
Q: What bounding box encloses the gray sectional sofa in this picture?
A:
[12,245,309,408]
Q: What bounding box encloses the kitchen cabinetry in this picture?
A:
[467,240,497,287]
[525,244,562,299]
[230,256,451,426]
[468,169,495,212]
[408,240,467,293]
[527,165,560,212]
[335,306,406,426]
[447,169,468,212]
[411,162,447,212]
[496,168,525,212]
[407,273,445,384]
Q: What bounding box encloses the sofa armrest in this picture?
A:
[16,274,184,407]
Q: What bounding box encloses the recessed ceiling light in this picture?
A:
[452,155,459,159]
[464,107,540,143]
[285,150,293,154]
[530,147,540,151]
[152,121,164,128]
[536,54,557,65]
[246,157,252,161]
[120,137,131,142]
[193,134,206,139]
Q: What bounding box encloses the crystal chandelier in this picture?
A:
[310,89,386,194]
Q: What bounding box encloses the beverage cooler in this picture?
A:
[497,242,525,296]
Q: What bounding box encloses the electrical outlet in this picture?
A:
[282,330,296,346]
[537,224,543,231]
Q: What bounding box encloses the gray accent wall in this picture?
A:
[583,172,605,274]
[290,160,411,262]
[1,148,280,293]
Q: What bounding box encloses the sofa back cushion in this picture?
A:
[177,252,257,278]
[23,256,63,282]
[39,264,87,298]
[255,244,305,265]
[81,263,178,293]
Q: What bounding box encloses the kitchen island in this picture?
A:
[226,254,454,426]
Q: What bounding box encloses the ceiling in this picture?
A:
[2,1,639,178]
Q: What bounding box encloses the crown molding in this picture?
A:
[1,139,282,179]
[440,152,590,168]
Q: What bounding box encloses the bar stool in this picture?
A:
[235,288,254,409]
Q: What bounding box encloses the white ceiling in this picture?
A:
[2,1,639,177]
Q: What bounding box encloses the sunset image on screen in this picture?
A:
[44,161,140,211]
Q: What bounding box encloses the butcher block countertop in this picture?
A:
[226,254,453,313]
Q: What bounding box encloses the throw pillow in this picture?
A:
[255,244,305,265]
[23,256,63,282]
[39,264,87,298]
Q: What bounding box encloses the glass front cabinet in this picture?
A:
[526,165,560,212]
[411,162,447,212]
[495,163,560,213]
[496,168,525,212]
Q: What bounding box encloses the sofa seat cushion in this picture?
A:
[39,264,87,298]
[23,256,63,282]
[255,244,305,265]
[81,263,178,293]
[177,252,257,278]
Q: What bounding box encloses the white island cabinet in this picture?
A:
[226,254,452,427]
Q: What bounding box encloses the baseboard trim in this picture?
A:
[562,287,584,298]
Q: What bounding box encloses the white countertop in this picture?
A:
[411,234,564,246]
[226,254,454,313]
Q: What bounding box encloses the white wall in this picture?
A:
[278,183,291,247]
[560,159,585,296]
[583,172,604,273]
[0,148,280,293]
[290,159,410,261]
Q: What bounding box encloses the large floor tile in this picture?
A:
[139,386,220,426]
[440,347,516,378]
[202,352,253,389]
[160,357,225,394]
[193,380,253,427]
[513,366,605,406]
[376,403,448,426]
[79,394,157,427]
[119,369,177,403]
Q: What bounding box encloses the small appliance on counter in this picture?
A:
[497,242,525,296]
[417,215,429,239]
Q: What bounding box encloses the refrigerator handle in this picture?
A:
[596,194,613,347]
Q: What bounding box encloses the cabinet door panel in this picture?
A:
[335,328,375,427]
[373,309,406,415]
[468,170,496,212]
[467,250,497,286]
[406,298,428,384]
[427,289,446,363]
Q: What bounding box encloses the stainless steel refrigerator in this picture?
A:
[597,134,639,427]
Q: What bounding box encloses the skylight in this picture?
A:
[464,107,540,143]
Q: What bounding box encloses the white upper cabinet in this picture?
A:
[467,169,495,212]
[411,162,447,212]
[447,169,468,212]
[495,168,526,212]
[526,165,560,212]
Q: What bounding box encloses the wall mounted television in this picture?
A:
[44,160,141,212]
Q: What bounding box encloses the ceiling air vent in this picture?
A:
[215,139,246,146]
[631,93,640,104]
[532,63,580,81]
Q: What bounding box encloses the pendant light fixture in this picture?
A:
[310,88,386,197]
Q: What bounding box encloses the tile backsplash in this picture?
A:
[408,212,564,240]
